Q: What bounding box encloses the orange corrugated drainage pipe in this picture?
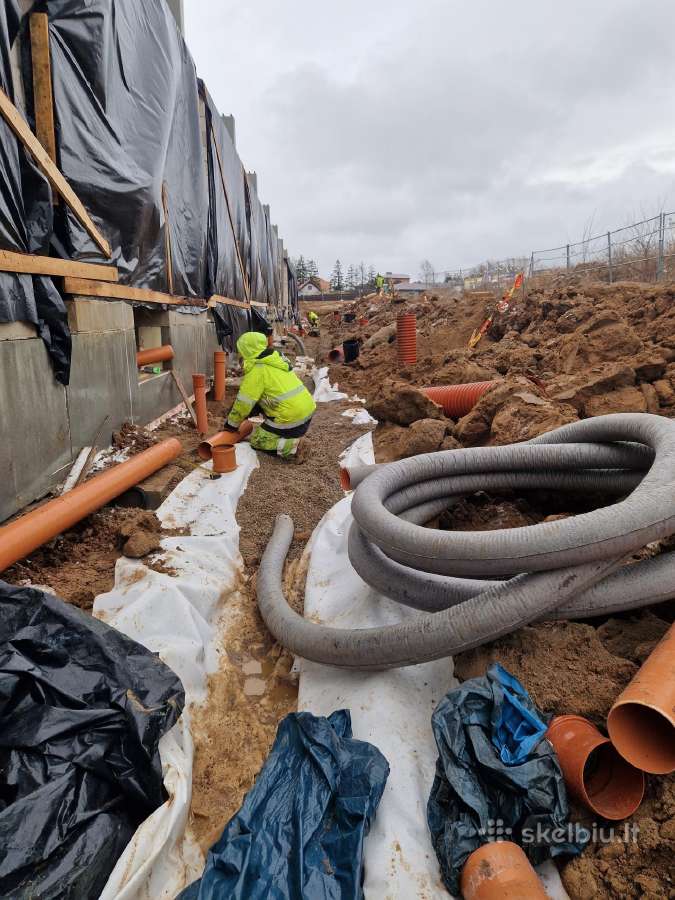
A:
[423,382,497,418]
[212,445,237,474]
[213,350,227,402]
[0,438,181,574]
[136,345,174,367]
[546,715,644,819]
[396,313,417,366]
[192,373,208,435]
[461,841,548,899]
[197,420,254,460]
[607,624,675,774]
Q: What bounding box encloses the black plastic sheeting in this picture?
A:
[247,176,271,304]
[180,710,389,900]
[43,0,208,297]
[0,580,185,898]
[427,664,584,895]
[0,0,71,384]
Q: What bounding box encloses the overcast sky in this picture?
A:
[185,0,675,280]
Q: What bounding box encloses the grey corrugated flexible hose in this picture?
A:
[257,414,675,669]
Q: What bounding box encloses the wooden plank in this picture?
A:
[29,13,57,207]
[62,277,208,307]
[0,86,111,257]
[250,300,268,308]
[161,182,174,295]
[170,370,198,428]
[208,294,251,310]
[0,248,118,281]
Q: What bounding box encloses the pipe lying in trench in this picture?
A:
[423,381,497,418]
[257,413,675,669]
[0,438,182,573]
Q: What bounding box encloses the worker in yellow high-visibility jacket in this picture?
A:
[224,332,316,460]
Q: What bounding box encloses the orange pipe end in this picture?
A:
[339,467,351,491]
[197,421,253,460]
[192,373,208,435]
[607,624,675,774]
[328,348,344,363]
[423,382,497,418]
[0,438,182,573]
[212,445,237,473]
[461,842,548,899]
[396,313,417,366]
[136,344,174,367]
[213,350,227,402]
[546,715,644,819]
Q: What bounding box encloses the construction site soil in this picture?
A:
[3,283,674,897]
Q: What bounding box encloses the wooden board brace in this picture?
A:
[0,249,118,281]
[0,86,112,257]
[29,13,57,205]
[62,277,259,312]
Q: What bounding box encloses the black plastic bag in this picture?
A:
[0,581,185,898]
[180,709,389,900]
[427,663,584,895]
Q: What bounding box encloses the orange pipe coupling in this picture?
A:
[423,382,497,418]
[461,842,548,899]
[546,715,644,819]
[213,350,227,402]
[192,373,208,435]
[197,420,254,460]
[607,623,675,774]
[212,445,237,474]
[396,313,417,366]
[136,345,174,367]
[0,438,182,574]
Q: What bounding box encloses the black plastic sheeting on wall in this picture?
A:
[180,710,389,900]
[203,83,250,304]
[0,580,185,898]
[427,664,584,896]
[0,0,71,384]
[247,175,271,304]
[42,0,208,297]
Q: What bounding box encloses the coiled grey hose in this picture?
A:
[257,413,675,669]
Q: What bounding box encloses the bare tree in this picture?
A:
[420,260,435,285]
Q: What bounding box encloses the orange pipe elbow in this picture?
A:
[607,624,675,774]
[461,842,548,899]
[197,420,253,460]
[212,445,237,473]
[423,382,497,418]
[136,345,174,367]
[0,438,182,573]
[213,350,227,401]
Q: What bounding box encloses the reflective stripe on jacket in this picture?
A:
[226,332,316,429]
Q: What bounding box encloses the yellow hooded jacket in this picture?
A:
[226,332,316,430]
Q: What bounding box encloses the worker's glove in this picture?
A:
[223,421,239,433]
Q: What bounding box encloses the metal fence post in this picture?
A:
[566,244,570,272]
[607,231,613,284]
[529,253,534,277]
[657,212,665,282]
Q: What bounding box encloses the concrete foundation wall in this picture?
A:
[0,298,219,523]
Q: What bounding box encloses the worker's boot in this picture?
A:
[293,438,312,465]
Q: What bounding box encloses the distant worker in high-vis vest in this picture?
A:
[375,273,384,294]
[223,332,316,461]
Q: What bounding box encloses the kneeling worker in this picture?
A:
[224,332,316,460]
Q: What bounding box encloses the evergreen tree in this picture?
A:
[293,255,307,283]
[306,259,319,278]
[330,259,344,291]
[346,264,356,290]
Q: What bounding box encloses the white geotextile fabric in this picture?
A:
[93,443,259,900]
[298,434,569,899]
[312,364,348,402]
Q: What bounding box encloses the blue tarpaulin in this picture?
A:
[181,709,389,900]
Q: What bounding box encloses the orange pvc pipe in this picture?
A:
[423,382,497,418]
[546,715,644,819]
[396,313,417,366]
[136,345,174,367]
[0,438,182,573]
[213,350,227,402]
[192,373,208,435]
[197,420,254,460]
[212,445,237,473]
[461,842,548,899]
[607,624,675,774]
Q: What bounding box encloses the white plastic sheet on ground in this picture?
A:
[93,442,259,900]
[298,433,569,899]
[312,364,348,402]
[341,406,377,425]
